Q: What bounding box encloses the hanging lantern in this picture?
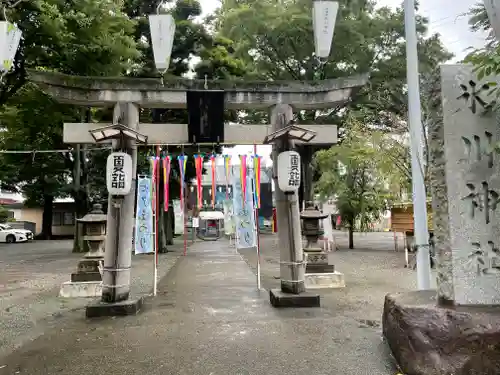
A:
[312,0,339,58]
[106,152,133,195]
[277,151,301,193]
[0,21,21,74]
[149,14,176,72]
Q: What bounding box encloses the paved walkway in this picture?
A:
[0,240,396,375]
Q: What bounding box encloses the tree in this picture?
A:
[0,206,10,223]
[465,2,500,100]
[213,0,451,125]
[0,0,140,238]
[314,119,395,249]
[213,0,452,207]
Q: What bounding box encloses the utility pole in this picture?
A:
[404,0,432,289]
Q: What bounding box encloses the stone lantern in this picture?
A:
[59,204,107,298]
[301,203,328,248]
[72,204,107,282]
[300,202,345,289]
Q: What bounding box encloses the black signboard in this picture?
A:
[187,90,225,144]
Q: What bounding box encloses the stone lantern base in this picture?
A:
[303,250,345,289]
[59,254,104,298]
[60,280,102,298]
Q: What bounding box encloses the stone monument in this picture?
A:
[382,64,500,375]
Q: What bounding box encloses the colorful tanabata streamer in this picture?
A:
[194,154,204,209]
[223,154,231,199]
[177,155,188,205]
[210,154,217,208]
[252,154,261,209]
[162,155,171,212]
[239,155,247,206]
[149,156,159,215]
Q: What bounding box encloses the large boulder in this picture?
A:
[382,290,500,375]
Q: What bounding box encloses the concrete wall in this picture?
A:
[8,206,75,236]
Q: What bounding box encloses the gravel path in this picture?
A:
[0,240,182,359]
[239,232,437,323]
[0,239,398,375]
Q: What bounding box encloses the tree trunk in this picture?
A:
[166,208,174,245]
[348,220,354,249]
[41,195,54,240]
[72,189,88,253]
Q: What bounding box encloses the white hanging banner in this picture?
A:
[484,0,500,41]
[322,216,335,251]
[277,151,301,192]
[223,199,235,235]
[0,22,22,73]
[312,0,339,58]
[148,14,176,71]
[232,170,257,249]
[173,199,184,234]
[135,176,154,254]
[106,152,133,195]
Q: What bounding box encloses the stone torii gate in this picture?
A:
[29,69,368,315]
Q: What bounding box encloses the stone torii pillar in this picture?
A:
[86,102,143,318]
[268,104,320,307]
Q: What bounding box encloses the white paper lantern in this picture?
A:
[0,22,21,73]
[277,151,301,192]
[149,14,176,71]
[484,0,500,41]
[106,152,133,195]
[312,0,339,58]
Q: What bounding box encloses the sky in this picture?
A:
[200,0,488,159]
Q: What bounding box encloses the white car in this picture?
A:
[0,224,33,243]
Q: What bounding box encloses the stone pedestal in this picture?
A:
[304,251,345,289]
[71,258,103,282]
[383,291,500,375]
[60,281,102,298]
[269,289,320,308]
[59,256,104,298]
[304,251,334,273]
[86,297,144,318]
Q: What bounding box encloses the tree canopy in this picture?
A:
[0,0,455,241]
[465,2,500,100]
[314,118,397,248]
[213,0,452,127]
[0,0,247,241]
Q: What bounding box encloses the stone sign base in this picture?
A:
[59,281,102,298]
[383,290,500,375]
[305,271,345,289]
[86,297,144,318]
[269,289,320,308]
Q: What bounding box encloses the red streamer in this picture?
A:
[163,155,171,212]
[240,155,247,206]
[210,154,216,208]
[194,154,204,209]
